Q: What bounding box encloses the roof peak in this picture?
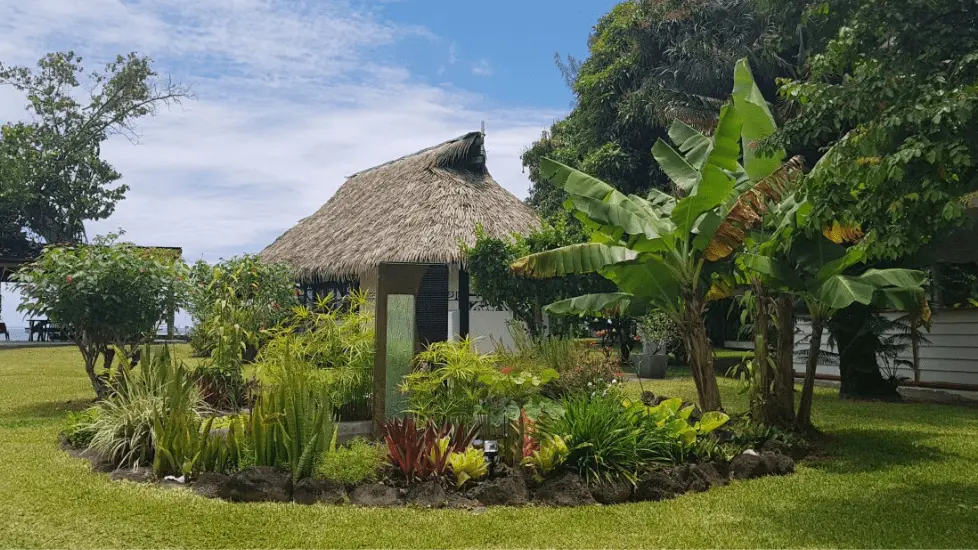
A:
[347,131,485,179]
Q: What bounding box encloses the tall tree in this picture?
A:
[522,0,811,222]
[772,0,978,397]
[0,51,190,246]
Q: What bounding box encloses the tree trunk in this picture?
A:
[750,282,771,422]
[796,318,823,430]
[832,304,899,400]
[682,297,723,411]
[772,296,796,426]
[911,315,921,383]
[80,344,108,399]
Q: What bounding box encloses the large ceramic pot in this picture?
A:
[631,353,668,379]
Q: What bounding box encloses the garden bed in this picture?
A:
[65,441,801,508]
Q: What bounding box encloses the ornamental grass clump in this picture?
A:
[536,393,671,483]
[87,345,204,468]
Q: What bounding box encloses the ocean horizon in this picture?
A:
[1,326,191,342]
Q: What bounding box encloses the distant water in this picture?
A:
[3,326,29,342]
[1,326,191,342]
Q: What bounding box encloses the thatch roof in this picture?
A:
[260,132,540,282]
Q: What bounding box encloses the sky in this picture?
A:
[0,0,618,327]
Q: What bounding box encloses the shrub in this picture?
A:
[256,292,373,419]
[61,408,100,449]
[315,438,388,485]
[448,447,488,488]
[401,338,497,424]
[521,434,568,481]
[194,363,253,410]
[629,397,730,463]
[14,235,190,398]
[536,393,671,483]
[544,346,622,398]
[87,346,203,468]
[383,418,478,482]
[243,358,335,481]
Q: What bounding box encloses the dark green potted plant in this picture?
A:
[632,311,677,379]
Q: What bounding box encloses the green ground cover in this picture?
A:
[1,345,976,548]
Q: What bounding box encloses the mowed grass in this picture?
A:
[1,346,977,548]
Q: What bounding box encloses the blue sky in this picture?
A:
[0,0,618,327]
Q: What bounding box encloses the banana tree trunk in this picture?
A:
[682,296,723,411]
[773,296,796,427]
[796,318,823,430]
[750,282,771,422]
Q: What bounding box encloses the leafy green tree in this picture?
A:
[464,220,609,338]
[14,235,189,398]
[774,0,978,258]
[188,255,299,366]
[771,0,978,398]
[513,60,798,412]
[522,0,811,222]
[0,51,190,246]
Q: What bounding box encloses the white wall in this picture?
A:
[447,265,515,353]
[794,308,978,387]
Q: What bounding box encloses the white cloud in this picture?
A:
[471,58,493,77]
[0,0,561,326]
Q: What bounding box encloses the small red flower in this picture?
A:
[272,302,279,309]
[595,330,607,337]
[500,367,513,375]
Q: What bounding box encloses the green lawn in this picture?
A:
[1,346,977,548]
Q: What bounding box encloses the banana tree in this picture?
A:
[738,203,930,430]
[511,59,802,412]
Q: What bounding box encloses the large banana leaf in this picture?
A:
[511,243,637,278]
[872,287,926,313]
[671,164,735,234]
[544,292,650,317]
[652,139,700,194]
[858,268,929,289]
[815,268,928,310]
[732,59,785,181]
[816,275,876,309]
[540,158,617,201]
[667,119,712,169]
[565,194,662,239]
[599,258,681,304]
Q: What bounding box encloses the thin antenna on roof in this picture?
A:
[481,120,486,135]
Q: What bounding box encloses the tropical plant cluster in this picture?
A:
[513,57,930,431]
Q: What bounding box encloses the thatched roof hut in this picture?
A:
[260,131,540,282]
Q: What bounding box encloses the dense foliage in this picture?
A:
[15,236,189,398]
[522,0,811,223]
[256,292,374,419]
[774,0,978,260]
[188,255,298,362]
[315,438,388,486]
[464,220,609,337]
